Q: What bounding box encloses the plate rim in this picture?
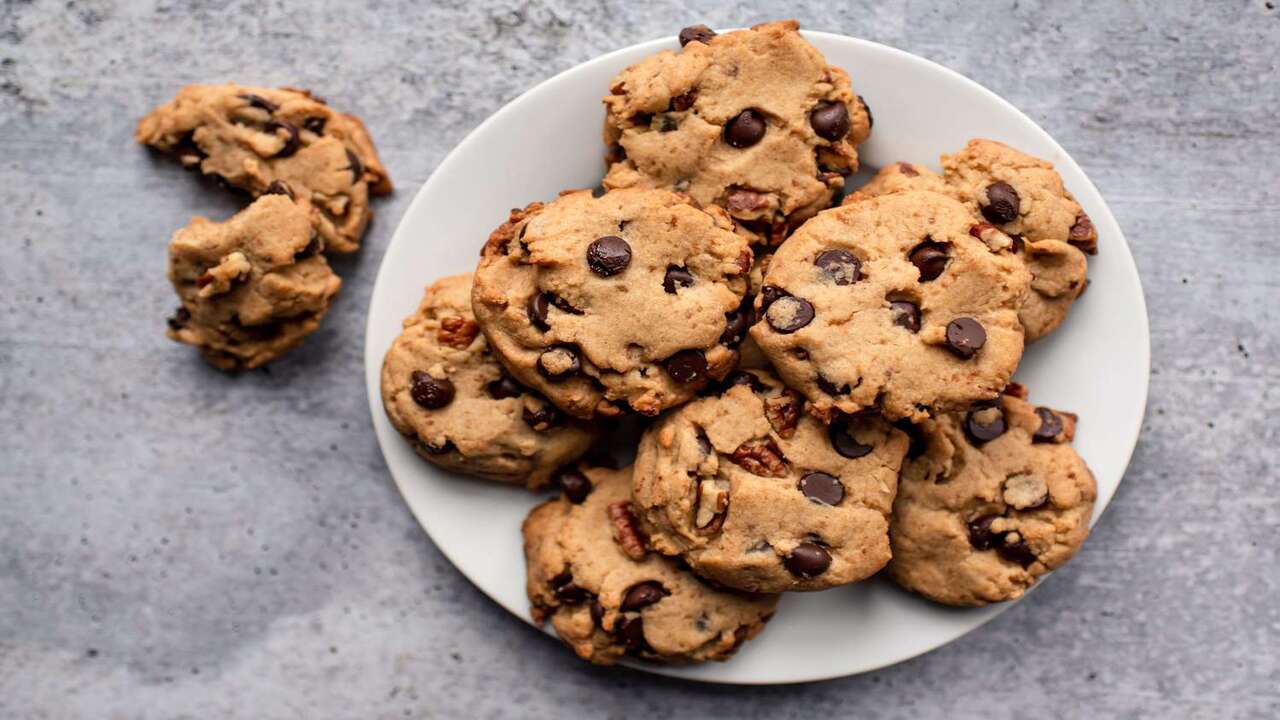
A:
[362,28,1151,685]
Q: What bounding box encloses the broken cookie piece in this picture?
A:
[137,83,392,253]
[165,194,341,370]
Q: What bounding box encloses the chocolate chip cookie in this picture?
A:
[165,194,341,370]
[136,83,392,253]
[472,188,752,419]
[381,273,599,487]
[889,386,1097,606]
[632,369,908,593]
[849,140,1098,340]
[523,464,777,664]
[750,189,1031,423]
[602,20,872,245]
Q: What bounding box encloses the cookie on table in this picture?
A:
[749,189,1031,423]
[602,20,872,246]
[849,140,1098,341]
[165,194,341,370]
[633,369,908,593]
[889,386,1096,606]
[380,273,598,488]
[523,464,778,665]
[136,83,392,253]
[472,188,751,419]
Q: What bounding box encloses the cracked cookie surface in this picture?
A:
[472,188,751,419]
[165,194,341,370]
[381,273,598,488]
[848,139,1097,341]
[523,464,777,665]
[632,369,908,593]
[750,189,1030,423]
[602,20,871,245]
[137,83,392,253]
[888,388,1096,606]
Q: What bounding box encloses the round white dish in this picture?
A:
[363,30,1150,684]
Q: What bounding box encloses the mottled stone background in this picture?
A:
[1,1,1276,718]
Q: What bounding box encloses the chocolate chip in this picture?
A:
[264,180,294,199]
[982,181,1020,224]
[720,308,750,345]
[166,307,190,331]
[719,373,756,395]
[669,91,697,111]
[724,109,766,149]
[1033,407,1064,443]
[265,120,299,157]
[522,404,559,430]
[487,374,524,400]
[784,542,831,578]
[1009,234,1025,253]
[816,374,850,396]
[553,573,590,604]
[944,318,986,359]
[410,371,454,409]
[909,240,949,281]
[998,538,1037,568]
[964,403,1007,445]
[527,293,550,331]
[632,112,653,127]
[810,102,850,141]
[238,93,278,113]
[967,515,1002,550]
[537,346,580,381]
[663,266,695,293]
[664,349,708,383]
[303,116,326,135]
[586,235,632,277]
[858,94,873,129]
[894,419,927,459]
[890,300,921,332]
[678,24,716,46]
[590,601,606,627]
[799,472,844,506]
[814,249,861,285]
[345,148,364,184]
[621,581,669,611]
[556,468,591,504]
[759,285,788,312]
[616,616,648,652]
[765,296,814,334]
[658,114,679,132]
[829,416,873,459]
[898,162,918,177]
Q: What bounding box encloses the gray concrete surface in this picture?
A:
[1,1,1277,718]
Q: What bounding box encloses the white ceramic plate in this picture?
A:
[364,30,1149,685]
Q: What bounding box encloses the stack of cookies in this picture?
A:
[379,20,1101,666]
[137,84,392,369]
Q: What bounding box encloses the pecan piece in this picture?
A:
[969,222,1014,252]
[437,316,479,349]
[1002,381,1028,399]
[725,187,771,214]
[694,477,730,532]
[1068,212,1098,255]
[729,439,787,477]
[763,390,803,439]
[607,501,648,561]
